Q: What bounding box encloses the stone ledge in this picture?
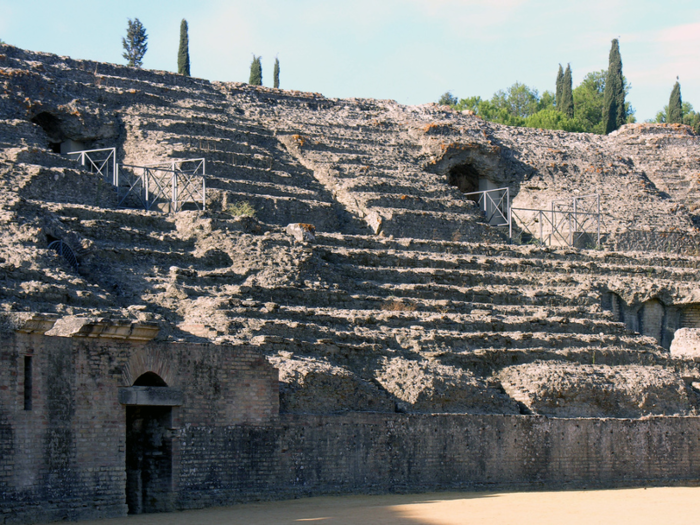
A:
[118,386,184,406]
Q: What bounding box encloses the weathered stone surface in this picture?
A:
[670,328,700,358]
[500,362,691,418]
[2,45,700,416]
[286,222,316,243]
[375,356,520,414]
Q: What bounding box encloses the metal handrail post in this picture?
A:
[144,168,150,210]
[597,197,601,247]
[112,150,117,185]
[569,211,573,247]
[539,210,543,244]
[508,204,512,242]
[171,161,177,212]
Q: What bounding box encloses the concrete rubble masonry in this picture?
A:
[3,43,700,522]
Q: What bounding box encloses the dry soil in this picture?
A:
[50,486,700,525]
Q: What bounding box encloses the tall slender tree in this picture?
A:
[668,79,683,124]
[178,19,190,76]
[273,57,280,89]
[560,64,574,118]
[249,55,262,85]
[602,38,626,134]
[122,18,148,68]
[555,64,564,109]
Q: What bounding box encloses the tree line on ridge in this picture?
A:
[439,39,699,135]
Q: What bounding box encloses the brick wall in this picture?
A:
[175,414,700,509]
[0,333,278,524]
[3,333,700,524]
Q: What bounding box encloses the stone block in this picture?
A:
[118,386,184,406]
[670,328,700,358]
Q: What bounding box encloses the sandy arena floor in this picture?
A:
[59,486,700,525]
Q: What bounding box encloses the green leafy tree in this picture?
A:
[573,70,606,134]
[273,57,280,89]
[178,19,190,76]
[560,64,574,118]
[447,72,634,134]
[122,18,148,68]
[491,82,540,119]
[602,39,626,134]
[438,91,459,106]
[668,80,683,123]
[538,91,556,112]
[525,109,586,132]
[249,55,262,85]
[654,101,699,132]
[555,64,564,109]
[0,38,5,45]
[574,69,635,134]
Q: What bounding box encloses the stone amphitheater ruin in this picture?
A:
[3,44,700,523]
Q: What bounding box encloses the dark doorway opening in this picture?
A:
[125,372,173,515]
[447,163,481,203]
[31,112,63,143]
[125,405,173,514]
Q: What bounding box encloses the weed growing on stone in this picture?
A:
[227,201,256,218]
[381,300,417,312]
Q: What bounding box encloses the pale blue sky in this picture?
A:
[2,0,699,121]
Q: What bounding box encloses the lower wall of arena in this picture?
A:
[2,333,700,524]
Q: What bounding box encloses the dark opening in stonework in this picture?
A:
[134,372,168,387]
[23,356,32,411]
[126,371,173,515]
[31,111,63,143]
[125,405,173,514]
[447,163,481,203]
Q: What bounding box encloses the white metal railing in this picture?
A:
[117,158,206,212]
[66,147,117,185]
[458,187,601,248]
[509,207,601,248]
[67,148,207,213]
[463,187,510,226]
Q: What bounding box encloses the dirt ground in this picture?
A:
[61,486,700,525]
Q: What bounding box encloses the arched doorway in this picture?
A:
[639,299,665,343]
[123,372,177,514]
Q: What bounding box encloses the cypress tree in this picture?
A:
[178,19,190,76]
[249,55,262,85]
[122,18,148,68]
[602,38,626,134]
[273,57,280,89]
[555,64,564,109]
[668,79,683,124]
[560,64,574,118]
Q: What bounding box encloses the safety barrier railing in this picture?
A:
[462,187,510,226]
[117,158,206,212]
[509,207,601,248]
[66,147,117,185]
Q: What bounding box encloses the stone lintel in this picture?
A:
[118,386,183,406]
[72,319,160,341]
[14,313,59,334]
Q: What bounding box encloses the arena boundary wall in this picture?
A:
[2,333,700,524]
